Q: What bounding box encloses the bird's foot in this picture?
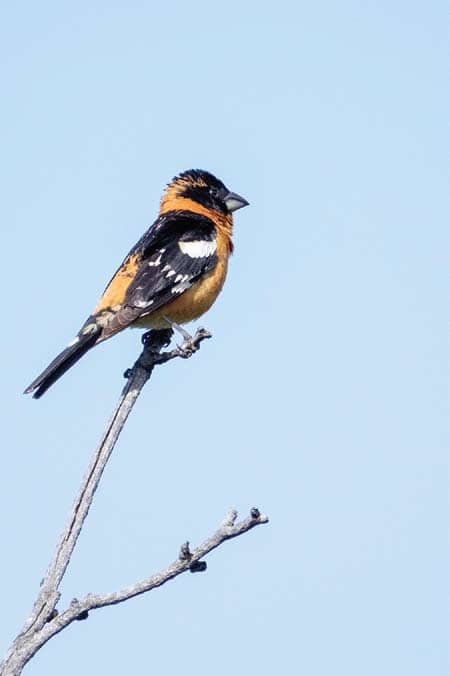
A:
[175,325,212,359]
[162,316,196,356]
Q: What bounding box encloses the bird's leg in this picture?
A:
[162,317,209,358]
[162,317,192,342]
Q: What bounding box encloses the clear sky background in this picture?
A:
[1,2,448,674]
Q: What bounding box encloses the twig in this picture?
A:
[1,329,268,676]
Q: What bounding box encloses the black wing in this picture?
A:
[98,210,218,336]
[128,210,217,308]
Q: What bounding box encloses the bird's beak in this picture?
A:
[223,191,249,213]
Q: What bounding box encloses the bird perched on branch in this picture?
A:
[25,169,249,398]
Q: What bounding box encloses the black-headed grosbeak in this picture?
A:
[25,169,248,398]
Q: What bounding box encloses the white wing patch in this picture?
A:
[179,239,217,258]
[148,253,162,267]
[134,299,154,308]
[171,274,190,294]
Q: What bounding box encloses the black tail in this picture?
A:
[24,330,100,399]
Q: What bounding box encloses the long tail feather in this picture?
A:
[24,330,100,399]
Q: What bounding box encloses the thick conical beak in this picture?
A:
[223,191,249,213]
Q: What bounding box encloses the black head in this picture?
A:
[165,169,249,214]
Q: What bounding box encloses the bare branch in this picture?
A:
[3,509,268,672]
[1,328,268,676]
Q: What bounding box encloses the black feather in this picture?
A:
[24,329,100,399]
[174,169,226,190]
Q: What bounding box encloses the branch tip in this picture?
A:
[194,327,212,340]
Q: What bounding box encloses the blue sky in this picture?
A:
[1,1,448,674]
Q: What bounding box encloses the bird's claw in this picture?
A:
[176,327,211,358]
[177,338,198,358]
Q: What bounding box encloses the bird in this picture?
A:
[24,169,249,398]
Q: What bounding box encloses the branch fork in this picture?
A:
[1,329,268,676]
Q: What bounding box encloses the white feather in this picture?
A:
[178,239,216,258]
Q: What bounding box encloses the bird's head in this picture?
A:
[160,169,249,216]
